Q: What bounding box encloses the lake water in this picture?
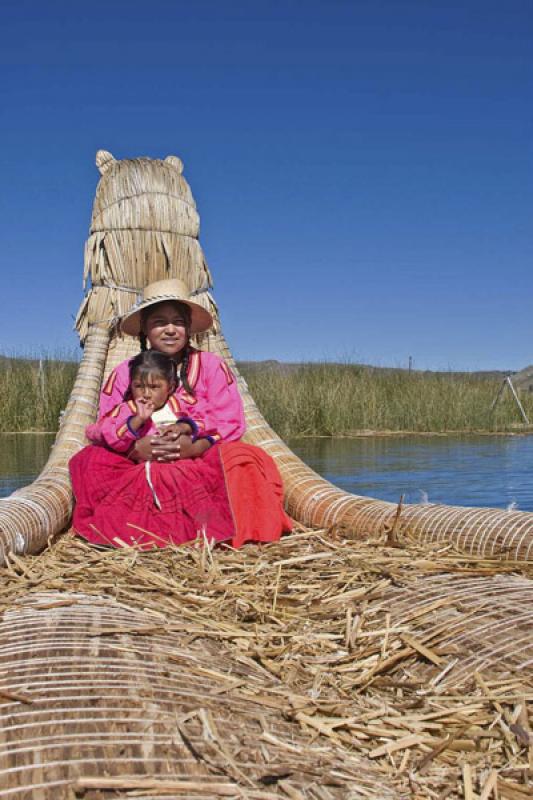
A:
[1,433,533,512]
[0,434,56,498]
[289,434,533,512]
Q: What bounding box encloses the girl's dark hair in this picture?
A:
[128,350,177,388]
[138,300,195,395]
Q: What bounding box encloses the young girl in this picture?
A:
[86,351,203,454]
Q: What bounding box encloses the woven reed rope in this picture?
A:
[0,593,401,799]
[1,149,533,565]
[376,574,533,689]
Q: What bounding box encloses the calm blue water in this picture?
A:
[0,434,56,497]
[289,434,533,511]
[2,433,533,512]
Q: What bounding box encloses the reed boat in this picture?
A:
[0,152,530,799]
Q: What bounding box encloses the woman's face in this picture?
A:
[143,302,189,356]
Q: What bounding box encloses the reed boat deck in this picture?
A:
[1,527,532,799]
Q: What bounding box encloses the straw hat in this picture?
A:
[120,279,213,336]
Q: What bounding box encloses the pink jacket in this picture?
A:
[86,396,185,453]
[91,349,246,450]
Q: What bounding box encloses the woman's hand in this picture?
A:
[174,436,211,461]
[130,430,211,462]
[153,434,211,461]
[130,430,181,463]
[160,421,194,437]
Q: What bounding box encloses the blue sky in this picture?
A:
[0,0,531,370]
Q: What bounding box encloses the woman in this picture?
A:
[69,279,292,550]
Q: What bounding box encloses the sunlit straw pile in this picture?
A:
[0,528,531,798]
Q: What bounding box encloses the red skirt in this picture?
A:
[69,442,292,550]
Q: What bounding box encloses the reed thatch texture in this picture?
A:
[0,531,530,798]
[76,151,219,347]
[0,593,400,799]
[2,147,533,567]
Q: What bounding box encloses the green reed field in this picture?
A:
[0,355,79,433]
[239,362,533,438]
[1,355,532,436]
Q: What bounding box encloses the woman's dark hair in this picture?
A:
[128,350,177,388]
[138,300,195,395]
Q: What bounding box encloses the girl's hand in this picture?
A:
[128,400,155,433]
[136,398,155,422]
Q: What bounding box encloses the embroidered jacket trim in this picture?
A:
[102,370,117,396]
[220,361,234,385]
[187,350,201,389]
[168,395,181,415]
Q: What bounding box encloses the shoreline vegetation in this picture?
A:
[241,361,533,438]
[2,354,533,436]
[0,355,78,434]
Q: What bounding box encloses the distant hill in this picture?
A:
[511,365,533,392]
[237,359,510,381]
[0,353,522,383]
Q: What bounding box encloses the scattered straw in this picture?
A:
[0,528,531,797]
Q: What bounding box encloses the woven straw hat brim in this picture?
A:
[121,293,213,336]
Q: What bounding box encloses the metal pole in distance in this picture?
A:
[506,376,530,424]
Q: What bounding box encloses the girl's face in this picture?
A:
[130,372,173,410]
[143,302,189,356]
